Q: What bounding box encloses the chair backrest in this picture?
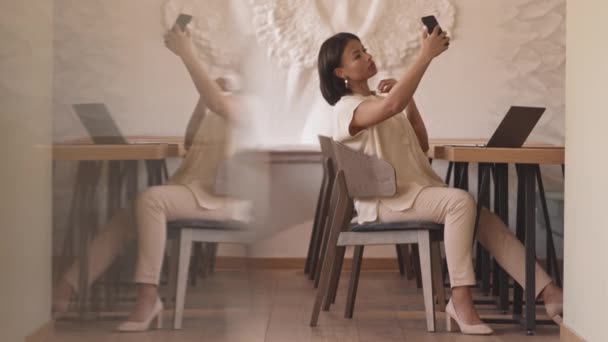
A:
[318,135,335,160]
[330,140,397,198]
[318,135,337,180]
[331,169,356,232]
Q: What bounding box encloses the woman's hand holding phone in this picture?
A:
[420,26,450,61]
[164,26,193,58]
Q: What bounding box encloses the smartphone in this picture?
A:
[175,14,192,31]
[421,15,442,35]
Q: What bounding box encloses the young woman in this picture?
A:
[317,28,563,335]
[53,26,248,332]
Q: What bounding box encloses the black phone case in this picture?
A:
[421,16,442,34]
[176,14,192,31]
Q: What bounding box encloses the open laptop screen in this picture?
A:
[486,106,545,148]
[73,103,128,144]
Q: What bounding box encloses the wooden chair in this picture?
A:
[310,140,445,332]
[304,136,336,283]
[305,136,415,288]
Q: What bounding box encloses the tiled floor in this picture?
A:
[51,269,560,341]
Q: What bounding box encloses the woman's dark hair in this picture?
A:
[318,32,360,106]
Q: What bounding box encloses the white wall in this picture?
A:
[52,1,566,258]
[53,0,199,140]
[53,0,566,147]
[564,0,608,340]
[0,1,53,341]
[302,0,565,146]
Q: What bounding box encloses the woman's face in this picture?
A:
[335,39,377,82]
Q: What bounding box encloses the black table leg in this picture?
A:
[535,165,562,287]
[513,165,525,318]
[124,161,138,201]
[454,162,469,191]
[475,163,492,295]
[493,163,510,313]
[516,164,537,335]
[445,162,454,186]
[490,165,498,301]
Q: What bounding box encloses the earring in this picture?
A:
[344,78,349,89]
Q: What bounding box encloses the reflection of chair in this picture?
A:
[166,219,252,329]
[310,140,445,332]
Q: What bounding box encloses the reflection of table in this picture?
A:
[55,136,186,158]
[53,144,171,160]
[429,145,564,334]
[53,137,183,318]
[246,144,322,164]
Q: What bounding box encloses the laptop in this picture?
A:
[73,103,128,144]
[447,106,546,148]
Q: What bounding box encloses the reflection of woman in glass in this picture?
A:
[53,26,248,332]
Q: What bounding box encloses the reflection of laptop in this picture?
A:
[73,103,128,144]
[448,106,545,148]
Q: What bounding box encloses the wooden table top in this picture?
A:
[429,145,565,164]
[55,137,564,164]
[52,144,175,161]
[244,144,322,163]
[428,138,556,148]
[52,138,323,162]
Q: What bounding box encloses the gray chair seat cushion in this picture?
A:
[350,221,444,232]
[167,219,244,231]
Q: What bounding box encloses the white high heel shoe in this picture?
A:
[545,302,563,325]
[117,297,164,332]
[445,299,493,335]
[52,279,75,320]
